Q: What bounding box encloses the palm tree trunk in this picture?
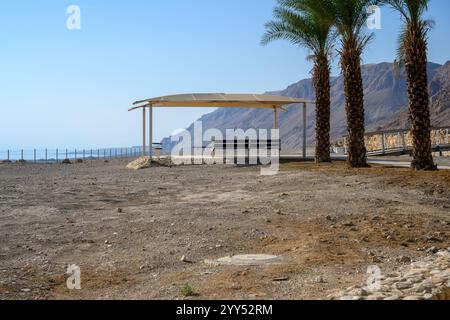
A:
[314,54,331,163]
[404,23,436,171]
[341,36,368,168]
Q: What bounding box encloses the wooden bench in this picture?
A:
[211,138,281,165]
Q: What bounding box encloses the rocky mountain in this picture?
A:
[161,61,450,152]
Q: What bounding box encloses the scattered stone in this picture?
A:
[333,250,450,301]
[61,159,71,164]
[314,276,326,284]
[76,159,83,163]
[403,296,422,300]
[395,282,413,290]
[397,256,412,264]
[372,256,383,263]
[342,222,355,227]
[117,208,123,213]
[426,247,439,255]
[180,255,191,263]
[339,296,360,300]
[126,157,173,170]
[424,293,433,300]
[21,288,31,293]
[272,277,290,282]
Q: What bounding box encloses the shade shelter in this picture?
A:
[129,93,314,159]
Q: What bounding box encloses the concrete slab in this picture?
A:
[205,254,282,266]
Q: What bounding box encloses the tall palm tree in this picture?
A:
[262,0,335,163]
[382,0,436,170]
[318,0,378,168]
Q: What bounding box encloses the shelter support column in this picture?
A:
[273,108,277,130]
[303,102,307,158]
[142,108,146,157]
[149,106,153,161]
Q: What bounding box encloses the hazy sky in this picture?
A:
[1,0,449,149]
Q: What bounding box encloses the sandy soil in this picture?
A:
[0,159,449,300]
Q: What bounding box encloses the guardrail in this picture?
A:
[335,126,450,156]
[0,146,158,164]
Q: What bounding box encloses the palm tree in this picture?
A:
[382,0,436,170]
[333,0,377,168]
[318,0,378,168]
[262,0,335,163]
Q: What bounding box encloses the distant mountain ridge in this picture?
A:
[161,61,450,152]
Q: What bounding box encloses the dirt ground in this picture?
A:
[0,158,449,300]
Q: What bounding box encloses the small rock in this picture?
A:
[424,293,433,300]
[403,296,423,300]
[395,282,413,290]
[342,222,355,227]
[21,288,31,293]
[397,256,412,264]
[272,277,290,282]
[426,247,438,255]
[314,276,325,284]
[104,240,110,245]
[117,208,123,213]
[372,256,383,263]
[339,296,360,301]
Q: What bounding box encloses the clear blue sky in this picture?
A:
[0,0,449,149]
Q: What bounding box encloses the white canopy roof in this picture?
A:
[129,93,313,111]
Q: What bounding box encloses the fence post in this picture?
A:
[83,149,85,161]
[75,149,77,161]
[103,149,106,160]
[34,149,36,164]
[45,148,48,163]
[7,150,9,162]
[446,129,449,144]
[381,133,386,155]
[401,132,406,150]
[97,149,100,160]
[65,149,68,160]
[90,149,93,161]
[21,149,24,161]
[56,149,59,163]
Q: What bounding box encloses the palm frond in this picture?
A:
[381,0,432,61]
[262,0,336,60]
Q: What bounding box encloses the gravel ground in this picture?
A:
[0,158,449,300]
